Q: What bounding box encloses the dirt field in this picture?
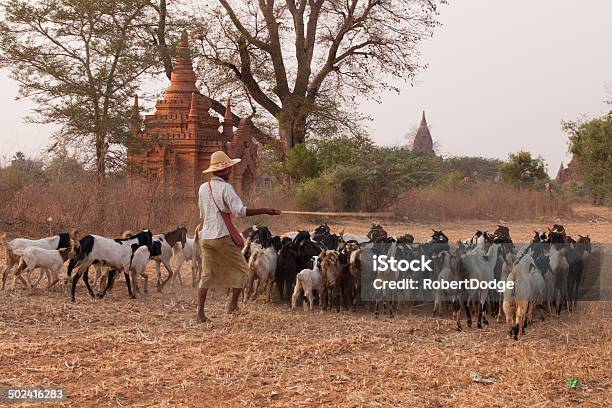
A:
[1,213,611,407]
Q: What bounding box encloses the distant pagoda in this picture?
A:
[412,111,435,155]
[555,155,581,185]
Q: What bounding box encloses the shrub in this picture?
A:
[499,151,549,191]
[286,143,321,181]
[294,178,325,211]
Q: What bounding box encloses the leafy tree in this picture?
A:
[293,145,444,211]
[313,135,375,171]
[193,0,444,153]
[286,143,321,181]
[46,154,86,178]
[0,0,162,184]
[1,151,45,191]
[444,156,503,181]
[499,151,549,191]
[563,114,612,204]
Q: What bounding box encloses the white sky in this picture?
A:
[1,0,611,174]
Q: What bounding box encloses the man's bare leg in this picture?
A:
[227,288,242,313]
[197,288,211,323]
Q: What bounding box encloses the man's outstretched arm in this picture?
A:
[245,208,281,216]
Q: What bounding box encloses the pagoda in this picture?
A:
[412,111,435,155]
[128,31,257,198]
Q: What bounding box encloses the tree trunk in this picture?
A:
[278,111,307,154]
[94,131,106,226]
[95,132,106,184]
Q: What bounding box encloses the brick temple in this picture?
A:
[128,31,257,198]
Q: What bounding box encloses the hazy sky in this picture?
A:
[1,0,611,174]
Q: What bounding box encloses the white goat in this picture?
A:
[291,256,322,311]
[502,254,546,340]
[170,237,197,286]
[459,244,502,329]
[67,230,153,302]
[244,238,280,303]
[340,232,369,244]
[546,245,570,315]
[1,230,78,290]
[497,252,517,322]
[11,246,74,291]
[129,245,151,295]
[432,251,461,321]
[151,227,186,292]
[191,224,203,288]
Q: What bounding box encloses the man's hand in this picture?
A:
[245,208,281,217]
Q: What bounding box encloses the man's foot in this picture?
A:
[196,306,211,323]
[197,313,211,323]
[226,302,248,315]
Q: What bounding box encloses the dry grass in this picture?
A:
[1,218,611,406]
[394,183,574,222]
[0,287,609,407]
[0,178,579,239]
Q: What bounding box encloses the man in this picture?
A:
[197,150,280,323]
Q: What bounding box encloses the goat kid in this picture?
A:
[11,245,76,292]
[244,237,281,303]
[291,256,323,311]
[170,236,198,286]
[151,227,187,292]
[1,230,79,290]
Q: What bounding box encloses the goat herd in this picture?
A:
[1,223,593,340]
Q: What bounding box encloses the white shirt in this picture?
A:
[198,176,247,240]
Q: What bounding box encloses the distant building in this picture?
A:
[257,173,274,189]
[555,155,581,185]
[411,111,435,155]
[127,31,258,198]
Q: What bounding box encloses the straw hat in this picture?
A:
[202,150,241,173]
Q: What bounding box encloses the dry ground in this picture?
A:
[1,214,611,407]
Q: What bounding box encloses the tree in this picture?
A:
[0,0,161,184]
[1,151,45,191]
[563,114,612,204]
[286,143,321,181]
[193,0,444,154]
[444,156,503,181]
[499,151,549,191]
[46,153,86,178]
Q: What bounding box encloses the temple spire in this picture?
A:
[164,30,198,97]
[555,162,565,182]
[223,97,234,139]
[180,30,189,47]
[420,110,427,127]
[130,95,140,130]
[224,97,233,123]
[412,110,434,155]
[188,92,198,119]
